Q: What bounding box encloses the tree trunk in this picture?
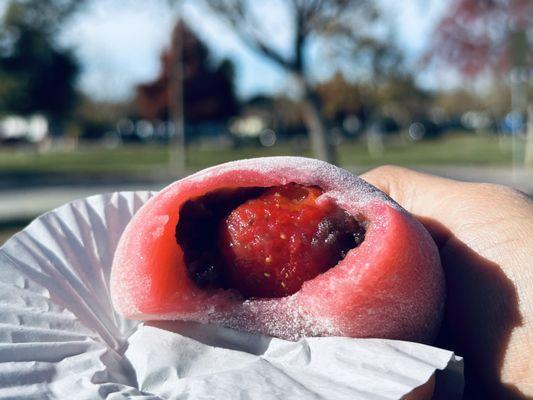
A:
[299,79,337,164]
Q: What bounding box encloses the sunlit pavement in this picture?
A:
[0,183,165,222]
[394,165,533,194]
[0,165,531,224]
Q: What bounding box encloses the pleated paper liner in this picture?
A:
[0,191,463,399]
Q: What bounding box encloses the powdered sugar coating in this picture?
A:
[111,157,445,343]
[175,156,398,211]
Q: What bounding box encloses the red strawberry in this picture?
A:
[218,183,363,298]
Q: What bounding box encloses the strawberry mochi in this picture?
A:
[111,157,445,343]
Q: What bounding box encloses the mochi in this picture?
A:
[111,157,445,343]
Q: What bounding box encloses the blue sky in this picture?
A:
[54,0,449,101]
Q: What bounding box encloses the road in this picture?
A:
[0,183,165,222]
[0,165,531,223]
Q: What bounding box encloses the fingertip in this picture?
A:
[360,165,459,211]
[360,165,424,211]
[360,164,406,195]
[360,166,463,244]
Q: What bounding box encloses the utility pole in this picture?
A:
[507,29,530,169]
[526,104,533,167]
[168,20,186,176]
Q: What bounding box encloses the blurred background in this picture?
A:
[0,0,532,244]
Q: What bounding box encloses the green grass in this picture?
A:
[0,132,521,177]
[0,145,170,174]
[338,133,518,167]
[0,132,524,245]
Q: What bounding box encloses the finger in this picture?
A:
[360,165,466,246]
[360,165,459,214]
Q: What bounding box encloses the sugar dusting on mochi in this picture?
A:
[110,157,444,343]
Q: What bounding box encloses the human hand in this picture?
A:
[362,166,533,399]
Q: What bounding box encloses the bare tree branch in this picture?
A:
[205,0,292,69]
[201,0,385,163]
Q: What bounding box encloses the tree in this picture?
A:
[203,0,379,164]
[136,20,239,172]
[0,0,81,136]
[428,0,533,164]
[315,71,366,123]
[136,21,239,127]
[427,0,532,76]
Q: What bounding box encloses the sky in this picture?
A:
[53,0,449,102]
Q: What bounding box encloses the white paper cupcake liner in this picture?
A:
[0,191,463,399]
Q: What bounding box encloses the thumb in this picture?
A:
[360,165,470,245]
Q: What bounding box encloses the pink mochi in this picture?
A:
[111,157,445,343]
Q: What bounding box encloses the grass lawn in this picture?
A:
[339,133,518,166]
[0,132,525,245]
[0,132,521,177]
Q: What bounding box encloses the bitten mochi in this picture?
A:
[111,157,445,343]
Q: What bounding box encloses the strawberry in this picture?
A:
[218,183,363,298]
